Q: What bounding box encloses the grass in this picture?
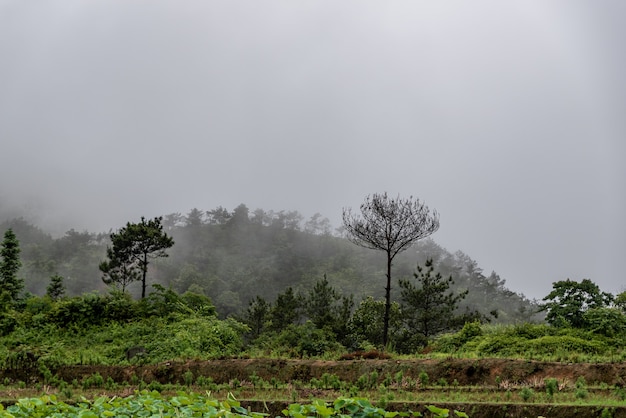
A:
[1,370,625,408]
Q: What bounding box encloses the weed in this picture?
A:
[368,371,379,389]
[575,376,589,400]
[105,376,117,390]
[382,373,392,388]
[183,370,194,387]
[61,387,73,399]
[147,380,163,392]
[419,370,429,386]
[394,370,403,385]
[249,371,262,388]
[613,387,626,401]
[505,390,512,401]
[575,387,589,400]
[601,408,613,418]
[545,378,558,398]
[520,387,534,402]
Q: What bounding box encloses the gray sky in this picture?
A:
[1,1,624,300]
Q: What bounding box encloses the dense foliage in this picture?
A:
[0,392,465,418]
[100,216,174,298]
[0,208,537,326]
[0,228,23,302]
[3,205,624,361]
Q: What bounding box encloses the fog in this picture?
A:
[1,1,624,300]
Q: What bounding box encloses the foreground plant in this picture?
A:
[0,392,469,418]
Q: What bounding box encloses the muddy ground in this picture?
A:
[28,357,626,387]
[3,358,626,418]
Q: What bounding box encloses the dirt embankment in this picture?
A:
[5,358,625,387]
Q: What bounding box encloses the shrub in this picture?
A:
[144,316,248,360]
[256,322,343,358]
[545,378,558,398]
[583,308,626,337]
[525,335,606,356]
[103,291,137,322]
[520,387,534,402]
[47,293,107,328]
[418,371,429,387]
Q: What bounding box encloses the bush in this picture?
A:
[506,323,553,340]
[520,387,534,402]
[103,291,137,322]
[525,335,606,355]
[47,293,107,328]
[144,316,248,360]
[256,322,343,358]
[582,308,626,337]
[180,291,216,316]
[545,378,558,397]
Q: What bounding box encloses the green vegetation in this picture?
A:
[0,208,538,327]
[2,203,626,416]
[0,228,23,303]
[0,392,472,418]
[342,193,440,346]
[432,322,626,362]
[100,216,174,298]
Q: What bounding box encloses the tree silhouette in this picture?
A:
[342,192,439,347]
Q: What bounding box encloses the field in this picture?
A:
[2,357,625,417]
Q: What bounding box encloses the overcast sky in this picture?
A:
[1,1,624,300]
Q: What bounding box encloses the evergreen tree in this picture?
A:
[0,229,23,301]
[243,296,271,339]
[305,274,341,329]
[268,287,303,332]
[399,258,468,342]
[305,275,354,341]
[46,273,66,300]
[100,245,141,293]
[100,217,174,298]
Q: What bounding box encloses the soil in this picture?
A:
[3,358,626,418]
[22,357,624,387]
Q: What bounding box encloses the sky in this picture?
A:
[0,1,624,300]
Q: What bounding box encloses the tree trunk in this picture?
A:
[383,250,392,348]
[141,252,148,299]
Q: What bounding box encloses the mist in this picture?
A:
[1,1,624,300]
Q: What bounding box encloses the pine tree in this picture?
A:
[268,287,303,332]
[343,193,440,346]
[399,258,468,340]
[100,217,174,298]
[46,273,66,300]
[0,229,23,301]
[305,275,354,341]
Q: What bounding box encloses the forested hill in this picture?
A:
[1,205,540,323]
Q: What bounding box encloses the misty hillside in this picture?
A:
[1,205,540,323]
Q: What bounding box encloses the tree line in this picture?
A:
[1,193,624,355]
[1,196,540,338]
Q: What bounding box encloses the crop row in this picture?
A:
[0,391,467,418]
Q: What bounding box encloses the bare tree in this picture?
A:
[342,193,440,347]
